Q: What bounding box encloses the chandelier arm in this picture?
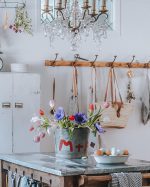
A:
[82,9,89,20]
[47,12,55,20]
[68,21,81,32]
[90,16,97,23]
[93,12,108,23]
[56,10,65,20]
[41,12,54,23]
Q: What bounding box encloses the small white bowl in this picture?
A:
[11,63,28,73]
[94,155,129,164]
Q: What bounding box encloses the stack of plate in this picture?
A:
[11,63,28,73]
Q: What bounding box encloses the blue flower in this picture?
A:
[94,123,104,134]
[74,113,87,124]
[54,107,65,121]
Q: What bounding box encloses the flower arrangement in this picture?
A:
[30,101,110,143]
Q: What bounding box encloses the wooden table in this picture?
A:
[0,153,150,187]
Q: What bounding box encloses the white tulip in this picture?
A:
[30,116,40,123]
[47,127,51,135]
[49,100,55,108]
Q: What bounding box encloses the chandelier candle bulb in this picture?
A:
[45,0,49,6]
[83,0,89,8]
[92,0,96,12]
[57,0,62,8]
[102,0,106,7]
[44,0,49,12]
[101,0,107,12]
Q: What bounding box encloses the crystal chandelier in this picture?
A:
[41,0,112,50]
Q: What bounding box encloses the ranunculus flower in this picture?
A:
[69,115,75,121]
[33,136,40,143]
[102,102,110,109]
[49,100,55,108]
[54,107,65,121]
[74,113,87,124]
[39,109,44,116]
[94,123,104,134]
[29,126,34,132]
[89,104,94,112]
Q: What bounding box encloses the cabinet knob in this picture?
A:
[15,103,23,108]
[34,91,40,94]
[2,102,11,108]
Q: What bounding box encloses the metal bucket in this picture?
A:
[54,128,90,159]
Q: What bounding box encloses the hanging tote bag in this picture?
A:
[97,67,133,128]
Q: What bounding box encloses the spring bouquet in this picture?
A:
[29,101,109,143]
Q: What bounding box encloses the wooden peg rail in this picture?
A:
[45,60,150,68]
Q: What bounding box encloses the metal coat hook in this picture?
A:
[74,54,89,61]
[72,54,79,66]
[146,61,150,68]
[31,173,33,179]
[49,179,52,186]
[91,55,98,67]
[51,53,58,66]
[15,168,17,173]
[23,170,25,176]
[128,55,135,68]
[111,55,117,68]
[40,176,43,186]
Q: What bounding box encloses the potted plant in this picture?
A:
[30,101,109,159]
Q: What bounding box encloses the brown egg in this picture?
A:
[123,149,129,155]
[105,150,111,156]
[95,149,103,156]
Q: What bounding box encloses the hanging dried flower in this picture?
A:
[9,4,32,34]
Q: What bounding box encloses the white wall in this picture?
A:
[0,0,150,160]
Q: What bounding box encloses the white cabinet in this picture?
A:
[0,73,40,153]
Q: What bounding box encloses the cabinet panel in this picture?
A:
[12,73,40,153]
[0,74,13,153]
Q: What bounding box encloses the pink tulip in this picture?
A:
[102,102,110,109]
[33,136,40,143]
[39,132,46,139]
[29,126,34,132]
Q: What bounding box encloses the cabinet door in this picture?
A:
[0,74,13,153]
[13,73,40,153]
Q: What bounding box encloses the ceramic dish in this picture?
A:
[93,155,129,164]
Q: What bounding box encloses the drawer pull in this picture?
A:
[2,102,11,108]
[15,103,23,108]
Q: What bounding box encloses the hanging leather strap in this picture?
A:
[73,66,78,97]
[112,68,123,104]
[104,68,114,103]
[91,66,97,104]
[53,78,55,100]
[112,68,123,117]
[104,67,123,117]
[72,66,79,112]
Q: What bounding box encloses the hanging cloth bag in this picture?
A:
[141,67,150,124]
[99,67,133,128]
